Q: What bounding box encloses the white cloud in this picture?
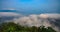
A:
[1,13,59,28]
[40,13,60,19]
[39,14,48,18]
[0,12,23,23]
[13,13,60,32]
[0,12,22,17]
[14,13,60,26]
[0,13,60,32]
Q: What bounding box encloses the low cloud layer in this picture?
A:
[13,13,60,32]
[14,13,60,26]
[0,12,23,23]
[0,12,60,32]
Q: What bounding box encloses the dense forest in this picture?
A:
[0,22,56,32]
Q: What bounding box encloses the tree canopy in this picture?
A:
[0,22,56,32]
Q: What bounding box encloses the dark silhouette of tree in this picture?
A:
[30,26,38,32]
[47,27,56,32]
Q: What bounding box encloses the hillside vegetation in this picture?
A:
[0,22,56,32]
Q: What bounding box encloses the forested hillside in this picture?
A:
[0,22,56,32]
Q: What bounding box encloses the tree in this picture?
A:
[37,26,56,32]
[0,22,23,32]
[47,27,56,32]
[0,22,57,32]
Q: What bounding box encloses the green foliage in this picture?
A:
[0,22,57,32]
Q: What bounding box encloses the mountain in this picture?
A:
[0,10,17,12]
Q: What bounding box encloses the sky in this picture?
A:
[0,0,60,15]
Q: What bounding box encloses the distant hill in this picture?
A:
[0,10,17,12]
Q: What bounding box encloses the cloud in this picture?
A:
[1,8,16,10]
[14,13,60,27]
[39,13,60,19]
[0,12,23,23]
[13,13,60,32]
[0,13,60,32]
[0,12,22,17]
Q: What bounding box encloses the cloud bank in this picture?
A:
[0,12,23,23]
[14,13,60,26]
[14,13,60,32]
[0,12,60,32]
